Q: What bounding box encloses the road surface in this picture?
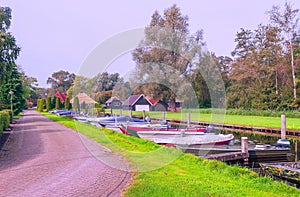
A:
[0,110,131,196]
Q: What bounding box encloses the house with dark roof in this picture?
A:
[105,96,122,109]
[122,94,152,111]
[148,98,168,111]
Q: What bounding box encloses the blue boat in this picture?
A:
[98,116,146,128]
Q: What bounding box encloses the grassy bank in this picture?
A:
[109,109,300,130]
[42,112,299,196]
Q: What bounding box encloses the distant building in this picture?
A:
[122,94,152,111]
[105,96,122,109]
[148,98,168,111]
[70,93,97,107]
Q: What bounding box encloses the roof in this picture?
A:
[55,92,66,102]
[70,93,97,104]
[148,98,160,105]
[123,94,152,106]
[105,96,121,104]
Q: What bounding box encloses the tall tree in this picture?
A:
[131,5,205,109]
[268,2,299,99]
[46,70,75,93]
[0,6,23,113]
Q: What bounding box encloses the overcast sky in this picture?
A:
[1,0,300,87]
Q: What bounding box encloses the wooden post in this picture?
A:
[295,141,298,162]
[110,107,113,116]
[162,111,165,120]
[120,109,122,116]
[281,114,286,140]
[187,112,191,127]
[241,137,249,164]
[142,110,146,121]
[130,110,132,118]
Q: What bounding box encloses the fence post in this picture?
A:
[281,114,286,140]
[142,110,146,121]
[130,110,132,118]
[162,111,165,120]
[187,112,191,127]
[120,109,122,116]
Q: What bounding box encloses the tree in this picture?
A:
[268,2,299,99]
[46,70,75,93]
[131,5,205,109]
[73,96,80,113]
[46,96,51,111]
[55,96,60,109]
[64,96,71,110]
[0,6,24,114]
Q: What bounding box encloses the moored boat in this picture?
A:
[138,133,234,146]
[119,124,206,137]
[99,116,146,128]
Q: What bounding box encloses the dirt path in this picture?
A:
[0,110,131,197]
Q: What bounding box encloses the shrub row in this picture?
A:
[0,110,12,136]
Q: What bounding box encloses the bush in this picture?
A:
[0,110,11,134]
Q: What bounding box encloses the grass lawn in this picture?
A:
[42,112,300,197]
[109,109,300,130]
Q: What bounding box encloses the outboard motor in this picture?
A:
[276,139,291,148]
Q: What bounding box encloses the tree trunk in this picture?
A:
[290,40,297,99]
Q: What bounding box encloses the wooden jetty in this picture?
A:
[177,137,291,165]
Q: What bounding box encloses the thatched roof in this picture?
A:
[70,93,97,104]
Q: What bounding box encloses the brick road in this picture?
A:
[0,110,131,197]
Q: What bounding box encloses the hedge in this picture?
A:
[0,110,12,136]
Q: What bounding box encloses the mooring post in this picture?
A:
[142,110,146,121]
[241,137,249,164]
[130,110,132,118]
[281,114,286,140]
[187,112,191,127]
[295,141,298,162]
[162,111,165,120]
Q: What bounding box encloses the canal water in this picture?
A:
[221,130,299,162]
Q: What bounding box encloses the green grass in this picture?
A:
[42,112,300,197]
[109,109,300,130]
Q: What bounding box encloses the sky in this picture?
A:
[1,0,300,87]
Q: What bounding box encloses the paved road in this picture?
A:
[0,110,131,197]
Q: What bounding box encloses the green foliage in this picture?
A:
[0,110,11,133]
[81,101,87,113]
[64,96,71,110]
[55,97,60,109]
[43,112,300,197]
[46,96,51,112]
[73,96,80,113]
[50,96,56,110]
[37,99,45,112]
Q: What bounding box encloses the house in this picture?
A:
[70,93,97,106]
[148,98,168,111]
[105,96,122,109]
[55,92,66,103]
[122,94,152,111]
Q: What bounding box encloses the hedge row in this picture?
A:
[0,110,12,136]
